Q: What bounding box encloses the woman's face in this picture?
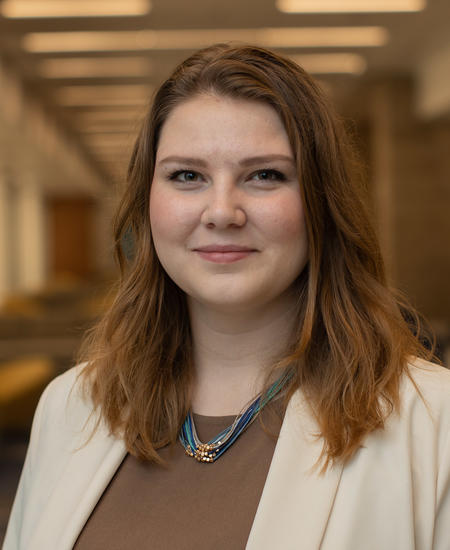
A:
[150,94,308,314]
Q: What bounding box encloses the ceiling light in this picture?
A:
[1,0,151,18]
[277,0,425,12]
[290,53,367,74]
[23,27,388,53]
[263,27,387,48]
[37,57,152,78]
[55,84,152,107]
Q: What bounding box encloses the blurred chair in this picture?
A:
[0,357,54,432]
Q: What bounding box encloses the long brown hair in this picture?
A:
[78,43,434,468]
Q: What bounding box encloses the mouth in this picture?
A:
[193,244,257,263]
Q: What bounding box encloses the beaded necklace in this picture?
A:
[179,370,292,463]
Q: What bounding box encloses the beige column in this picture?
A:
[15,173,47,293]
[0,171,14,305]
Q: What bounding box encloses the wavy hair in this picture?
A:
[78,43,434,468]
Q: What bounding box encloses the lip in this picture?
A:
[193,244,256,263]
[194,245,255,252]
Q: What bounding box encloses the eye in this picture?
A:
[250,169,286,182]
[168,170,202,183]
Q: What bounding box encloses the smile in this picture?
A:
[193,245,256,264]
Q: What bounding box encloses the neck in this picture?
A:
[188,295,298,415]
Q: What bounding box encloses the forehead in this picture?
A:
[156,94,292,160]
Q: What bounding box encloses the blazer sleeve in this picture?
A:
[2,382,53,550]
[2,369,77,550]
[434,425,450,550]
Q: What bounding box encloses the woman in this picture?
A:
[4,44,450,550]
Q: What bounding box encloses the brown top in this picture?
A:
[73,402,284,550]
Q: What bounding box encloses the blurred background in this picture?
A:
[0,0,449,541]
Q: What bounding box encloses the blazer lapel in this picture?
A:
[246,390,344,550]
[28,426,127,550]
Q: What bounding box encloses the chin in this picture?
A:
[189,288,283,314]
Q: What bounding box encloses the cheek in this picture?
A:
[258,194,307,245]
[149,184,196,245]
[149,189,171,241]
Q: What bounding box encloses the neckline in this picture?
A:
[192,412,237,424]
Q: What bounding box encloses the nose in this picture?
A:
[200,184,246,229]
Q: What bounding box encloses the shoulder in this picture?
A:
[401,357,450,420]
[348,359,450,486]
[399,359,450,510]
[406,356,450,389]
[39,362,85,407]
[37,362,92,423]
[27,363,99,467]
[387,358,450,467]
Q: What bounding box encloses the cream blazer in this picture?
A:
[3,359,450,550]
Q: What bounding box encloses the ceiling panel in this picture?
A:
[0,0,448,182]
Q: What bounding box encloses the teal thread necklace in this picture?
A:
[179,370,292,463]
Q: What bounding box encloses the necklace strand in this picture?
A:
[179,370,292,463]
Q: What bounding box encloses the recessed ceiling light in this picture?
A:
[277,0,425,12]
[37,57,152,78]
[23,27,388,53]
[1,0,151,18]
[263,27,387,48]
[290,53,367,74]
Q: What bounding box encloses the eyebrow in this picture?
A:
[239,154,295,167]
[157,154,295,167]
